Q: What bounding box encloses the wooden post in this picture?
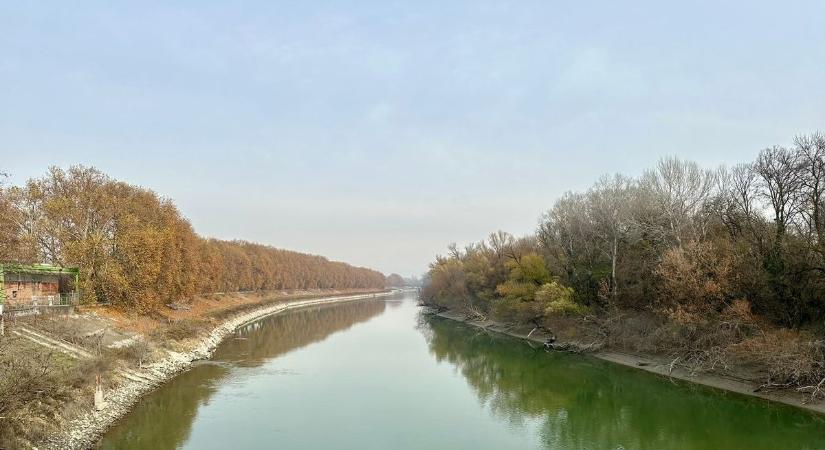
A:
[0,265,5,316]
[94,373,106,411]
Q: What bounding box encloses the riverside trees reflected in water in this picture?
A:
[218,299,388,366]
[423,316,825,450]
[98,299,386,449]
[100,294,825,450]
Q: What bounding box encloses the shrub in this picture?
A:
[0,337,78,447]
[655,240,735,315]
[536,282,588,316]
[111,339,153,368]
[153,318,208,342]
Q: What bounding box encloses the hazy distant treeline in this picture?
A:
[0,166,385,310]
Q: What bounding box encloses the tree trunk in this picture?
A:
[611,235,618,303]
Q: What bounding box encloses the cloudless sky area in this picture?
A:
[2,1,824,276]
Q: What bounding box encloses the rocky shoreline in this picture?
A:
[44,291,394,450]
[434,309,825,416]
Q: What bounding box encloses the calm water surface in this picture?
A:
[98,292,825,449]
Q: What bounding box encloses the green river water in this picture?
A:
[98,292,825,449]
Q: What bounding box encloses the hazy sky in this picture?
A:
[2,1,824,276]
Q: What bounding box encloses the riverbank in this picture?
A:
[97,291,825,449]
[434,309,825,416]
[29,290,394,450]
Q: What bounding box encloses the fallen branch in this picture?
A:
[466,306,487,322]
[754,381,796,393]
[668,356,681,376]
[797,378,825,404]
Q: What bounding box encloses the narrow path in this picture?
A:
[12,326,94,359]
[13,325,175,388]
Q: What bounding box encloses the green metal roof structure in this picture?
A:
[0,263,80,307]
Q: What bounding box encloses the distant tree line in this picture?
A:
[385,273,406,288]
[0,166,386,310]
[423,133,825,328]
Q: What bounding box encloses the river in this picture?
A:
[98,291,825,449]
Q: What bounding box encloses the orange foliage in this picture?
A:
[3,166,385,311]
[655,240,736,316]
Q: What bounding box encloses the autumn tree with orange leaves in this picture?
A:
[1,166,385,311]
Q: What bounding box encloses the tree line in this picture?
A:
[423,132,825,329]
[0,166,386,310]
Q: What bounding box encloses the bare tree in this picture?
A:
[755,146,804,243]
[795,133,825,251]
[714,163,760,239]
[730,163,759,220]
[447,242,462,260]
[587,174,635,302]
[642,157,717,247]
[538,192,596,281]
[487,230,514,263]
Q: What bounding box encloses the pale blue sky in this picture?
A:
[2,1,824,276]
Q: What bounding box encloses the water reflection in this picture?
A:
[217,300,387,365]
[99,297,825,450]
[97,363,228,450]
[98,299,386,450]
[423,316,825,450]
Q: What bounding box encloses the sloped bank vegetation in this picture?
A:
[421,132,825,404]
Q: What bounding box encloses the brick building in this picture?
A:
[0,263,79,314]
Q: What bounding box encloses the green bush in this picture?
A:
[536,282,588,316]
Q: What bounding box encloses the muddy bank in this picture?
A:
[434,309,825,416]
[43,291,395,450]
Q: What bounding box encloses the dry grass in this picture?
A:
[0,335,91,448]
[732,329,825,388]
[600,310,664,354]
[109,340,155,368]
[501,297,825,399]
[595,300,825,401]
[25,315,104,350]
[151,318,210,344]
[0,319,155,448]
